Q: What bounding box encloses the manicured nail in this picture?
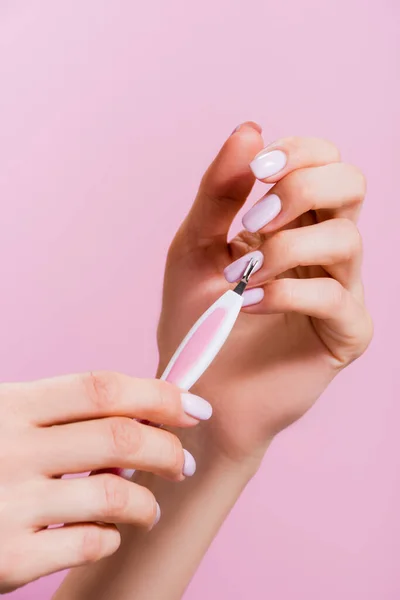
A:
[224,250,264,283]
[149,502,161,530]
[119,468,135,480]
[154,503,161,525]
[242,287,264,307]
[231,122,262,136]
[250,149,287,179]
[242,193,282,233]
[182,449,196,477]
[181,393,212,420]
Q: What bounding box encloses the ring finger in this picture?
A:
[30,475,160,529]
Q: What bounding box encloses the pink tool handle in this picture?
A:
[162,307,226,387]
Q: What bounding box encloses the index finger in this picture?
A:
[5,372,211,427]
[186,122,263,242]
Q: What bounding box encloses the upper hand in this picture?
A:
[157,124,372,466]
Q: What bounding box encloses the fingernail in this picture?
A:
[231,122,262,136]
[242,193,282,233]
[119,468,135,480]
[224,250,264,283]
[242,287,264,307]
[182,449,196,477]
[150,502,161,530]
[250,149,287,179]
[181,393,212,421]
[154,503,161,526]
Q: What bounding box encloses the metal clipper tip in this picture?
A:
[233,257,259,296]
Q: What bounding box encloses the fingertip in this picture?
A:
[231,121,263,135]
[103,527,122,557]
[181,393,213,421]
[182,449,197,477]
[148,502,162,530]
[249,149,287,181]
[119,468,135,480]
[242,287,265,308]
[154,502,161,526]
[93,523,121,559]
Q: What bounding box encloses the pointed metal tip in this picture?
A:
[232,257,260,296]
[242,257,259,283]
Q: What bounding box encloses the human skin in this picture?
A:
[55,124,372,599]
[0,373,212,593]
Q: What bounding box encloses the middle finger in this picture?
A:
[31,417,195,481]
[242,162,366,235]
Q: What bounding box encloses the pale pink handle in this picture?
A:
[164,307,226,386]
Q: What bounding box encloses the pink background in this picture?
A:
[0,1,398,598]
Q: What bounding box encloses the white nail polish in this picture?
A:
[181,393,212,420]
[182,449,196,477]
[250,149,287,179]
[154,503,161,525]
[150,503,161,530]
[242,287,264,307]
[119,468,135,480]
[242,194,282,233]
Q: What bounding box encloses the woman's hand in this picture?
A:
[54,126,373,600]
[158,124,373,468]
[0,372,211,592]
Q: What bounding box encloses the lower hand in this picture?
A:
[0,372,211,592]
[157,124,372,470]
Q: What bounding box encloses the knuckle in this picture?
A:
[108,417,142,459]
[280,136,340,163]
[344,310,374,365]
[101,475,130,519]
[84,371,122,412]
[336,219,363,260]
[79,527,106,564]
[290,171,315,211]
[234,230,264,254]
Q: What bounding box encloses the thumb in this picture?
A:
[186,122,263,242]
